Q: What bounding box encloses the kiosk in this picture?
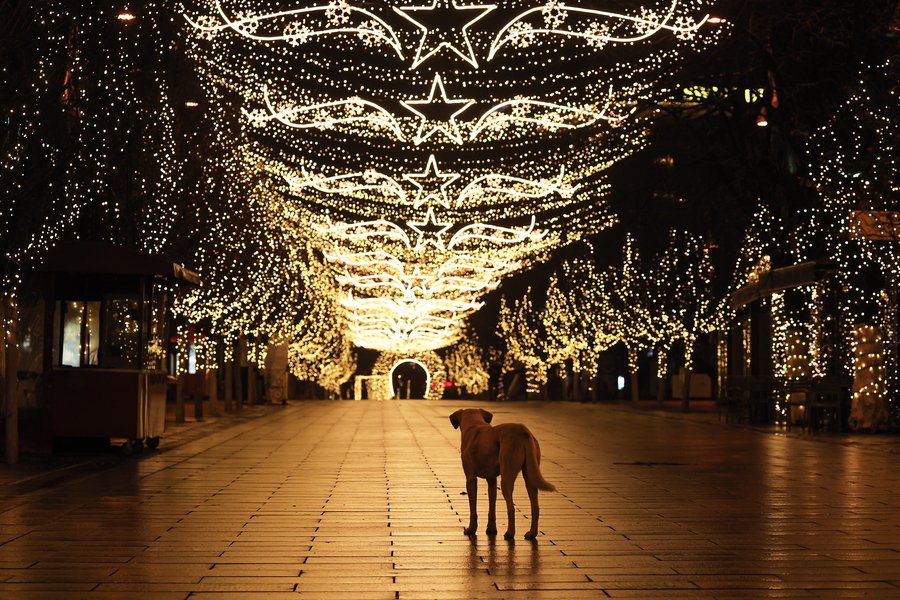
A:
[37,241,200,453]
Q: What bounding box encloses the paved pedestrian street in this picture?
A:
[1,400,899,599]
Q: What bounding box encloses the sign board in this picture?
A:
[849,210,900,241]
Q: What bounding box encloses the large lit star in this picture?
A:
[403,155,460,208]
[407,207,453,251]
[394,0,496,69]
[401,74,474,145]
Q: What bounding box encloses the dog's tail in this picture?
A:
[524,430,556,492]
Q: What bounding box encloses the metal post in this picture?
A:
[193,375,204,422]
[5,295,19,465]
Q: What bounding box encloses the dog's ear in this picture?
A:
[479,408,493,424]
[449,409,462,429]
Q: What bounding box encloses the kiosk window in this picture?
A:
[144,290,167,371]
[106,298,141,368]
[59,301,101,367]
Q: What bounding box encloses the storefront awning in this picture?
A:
[37,241,201,287]
[731,260,835,308]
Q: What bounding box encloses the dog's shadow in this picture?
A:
[472,535,542,576]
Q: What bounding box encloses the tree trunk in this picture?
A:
[680,366,692,412]
[849,324,891,431]
[628,347,639,405]
[247,363,257,405]
[224,360,233,413]
[681,343,693,412]
[656,347,667,408]
[233,359,244,411]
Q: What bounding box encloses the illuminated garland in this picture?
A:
[179,0,721,379]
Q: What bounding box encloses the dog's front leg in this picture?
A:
[486,477,497,535]
[463,477,478,536]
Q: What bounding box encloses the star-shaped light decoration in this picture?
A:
[407,206,453,250]
[394,0,496,69]
[401,74,474,145]
[403,154,460,208]
[400,266,434,297]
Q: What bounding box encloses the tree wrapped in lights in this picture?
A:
[285,246,357,391]
[648,228,718,407]
[546,254,618,397]
[609,236,660,402]
[1,2,74,292]
[2,1,193,285]
[731,204,781,293]
[849,323,891,431]
[50,1,188,255]
[497,289,546,396]
[542,272,585,371]
[442,328,489,396]
[803,58,899,429]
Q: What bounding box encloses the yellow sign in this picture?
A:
[850,210,900,241]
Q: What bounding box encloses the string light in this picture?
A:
[178,0,720,380]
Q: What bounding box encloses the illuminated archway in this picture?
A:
[373,351,447,399]
[388,359,430,399]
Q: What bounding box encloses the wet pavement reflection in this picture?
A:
[1,400,899,598]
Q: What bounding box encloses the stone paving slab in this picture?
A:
[1,399,899,598]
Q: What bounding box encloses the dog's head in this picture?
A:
[449,408,493,429]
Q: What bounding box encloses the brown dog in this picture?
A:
[450,408,555,540]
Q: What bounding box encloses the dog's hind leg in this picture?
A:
[463,477,478,536]
[501,443,524,540]
[524,480,540,540]
[486,477,498,535]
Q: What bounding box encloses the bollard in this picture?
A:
[194,390,203,421]
[4,295,18,465]
[175,373,185,423]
